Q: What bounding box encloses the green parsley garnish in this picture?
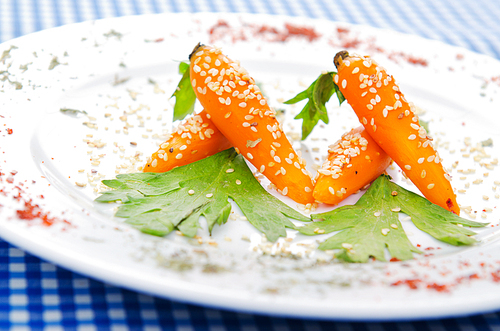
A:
[171,61,196,121]
[284,72,344,140]
[296,175,486,262]
[96,148,309,241]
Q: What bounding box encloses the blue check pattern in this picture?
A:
[1,0,500,329]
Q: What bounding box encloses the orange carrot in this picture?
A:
[144,110,231,173]
[313,126,392,204]
[334,51,459,214]
[189,44,315,205]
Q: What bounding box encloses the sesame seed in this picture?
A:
[390,224,398,229]
[225,112,231,118]
[334,74,339,84]
[236,180,241,185]
[176,153,183,159]
[274,156,281,163]
[381,228,390,236]
[239,102,247,108]
[352,67,359,74]
[418,157,424,164]
[259,99,266,106]
[404,165,411,170]
[328,187,335,195]
[218,97,226,104]
[281,167,286,175]
[391,207,401,212]
[226,168,234,173]
[369,87,377,93]
[206,193,213,198]
[305,187,311,193]
[151,159,158,167]
[226,97,231,105]
[246,153,254,160]
[193,65,201,73]
[259,165,265,173]
[179,145,187,151]
[410,123,420,130]
[421,170,426,178]
[427,155,435,162]
[367,104,373,110]
[342,79,347,89]
[427,183,435,189]
[374,211,381,217]
[282,187,288,195]
[188,189,195,195]
[408,134,416,140]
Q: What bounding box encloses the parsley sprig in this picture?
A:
[171,62,196,121]
[97,148,309,241]
[297,175,485,262]
[284,72,344,140]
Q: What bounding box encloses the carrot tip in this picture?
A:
[334,50,349,69]
[189,42,204,60]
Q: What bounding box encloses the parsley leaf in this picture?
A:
[284,72,344,140]
[296,175,485,262]
[171,61,196,121]
[96,148,309,241]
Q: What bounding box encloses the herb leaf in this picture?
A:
[296,175,485,262]
[96,148,309,241]
[172,61,196,121]
[284,72,344,140]
[60,108,88,116]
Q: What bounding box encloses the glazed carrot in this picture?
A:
[189,44,315,204]
[144,110,231,173]
[333,51,459,214]
[313,126,392,205]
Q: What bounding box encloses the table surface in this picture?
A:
[1,0,500,329]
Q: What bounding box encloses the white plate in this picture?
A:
[1,13,500,321]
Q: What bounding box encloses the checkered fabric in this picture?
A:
[1,0,500,329]
[1,0,500,59]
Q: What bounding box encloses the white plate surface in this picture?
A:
[1,13,500,321]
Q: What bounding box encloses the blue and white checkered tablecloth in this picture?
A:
[1,0,500,329]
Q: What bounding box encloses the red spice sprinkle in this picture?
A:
[391,279,422,290]
[207,20,321,44]
[7,128,13,134]
[16,199,60,226]
[426,283,449,292]
[491,271,500,282]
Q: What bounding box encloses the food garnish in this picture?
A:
[298,175,486,262]
[284,71,344,140]
[97,148,309,241]
[172,61,197,121]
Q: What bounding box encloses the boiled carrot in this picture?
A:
[313,126,392,205]
[144,110,231,173]
[333,51,459,214]
[189,44,315,205]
